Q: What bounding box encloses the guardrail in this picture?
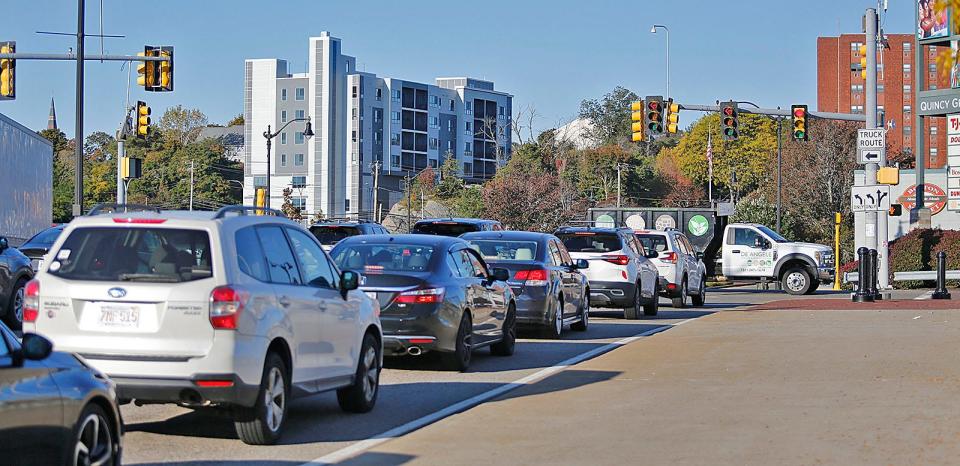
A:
[844,271,960,283]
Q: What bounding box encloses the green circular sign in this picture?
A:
[596,214,615,228]
[688,215,710,237]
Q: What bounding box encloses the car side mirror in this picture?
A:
[20,333,53,362]
[491,267,510,282]
[0,236,7,252]
[340,270,360,298]
[645,250,659,259]
[575,259,589,269]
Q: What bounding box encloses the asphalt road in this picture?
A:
[121,286,793,465]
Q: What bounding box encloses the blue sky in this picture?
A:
[3,0,916,139]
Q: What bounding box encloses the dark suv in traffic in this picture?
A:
[412,218,503,237]
[310,220,390,251]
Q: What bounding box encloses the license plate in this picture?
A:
[99,304,140,328]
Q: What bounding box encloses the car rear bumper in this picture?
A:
[380,310,460,354]
[113,374,260,407]
[588,280,636,308]
[515,295,552,327]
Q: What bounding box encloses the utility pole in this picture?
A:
[116,131,126,205]
[405,172,413,233]
[868,7,889,292]
[371,160,381,223]
[73,0,85,217]
[616,163,623,208]
[189,160,195,211]
[776,113,783,233]
[863,8,881,276]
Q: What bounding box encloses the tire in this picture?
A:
[805,280,821,295]
[69,403,118,466]
[491,304,516,356]
[337,332,381,413]
[671,278,688,308]
[624,283,641,320]
[571,290,589,332]
[781,266,813,296]
[643,282,659,316]
[440,313,472,371]
[543,296,564,339]
[6,277,26,331]
[692,278,706,307]
[234,352,289,445]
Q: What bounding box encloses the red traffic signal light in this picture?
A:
[720,102,738,140]
[644,96,664,135]
[791,104,808,141]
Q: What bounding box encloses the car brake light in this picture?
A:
[514,269,549,286]
[602,255,631,266]
[23,279,40,323]
[395,287,445,304]
[660,252,678,264]
[210,286,248,330]
[112,218,167,224]
[195,380,234,388]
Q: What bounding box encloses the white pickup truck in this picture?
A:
[719,223,835,295]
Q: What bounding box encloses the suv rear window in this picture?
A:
[332,244,434,273]
[465,240,539,262]
[310,225,362,245]
[557,232,622,253]
[636,234,670,253]
[49,227,212,283]
[413,222,480,237]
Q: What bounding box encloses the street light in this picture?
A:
[650,24,670,98]
[262,117,314,209]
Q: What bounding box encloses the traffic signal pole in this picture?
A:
[864,8,890,292]
[74,0,84,217]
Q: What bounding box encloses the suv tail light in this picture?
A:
[395,287,445,304]
[602,255,631,266]
[210,286,248,330]
[514,269,549,287]
[659,252,678,264]
[23,279,40,323]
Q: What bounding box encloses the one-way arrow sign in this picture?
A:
[860,150,881,163]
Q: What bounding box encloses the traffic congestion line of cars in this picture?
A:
[1,206,708,462]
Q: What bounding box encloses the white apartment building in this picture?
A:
[244,32,512,219]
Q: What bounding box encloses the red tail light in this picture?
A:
[210,286,248,330]
[514,269,549,286]
[660,252,678,264]
[195,380,234,388]
[602,255,631,266]
[112,218,167,224]
[23,279,40,323]
[395,287,445,304]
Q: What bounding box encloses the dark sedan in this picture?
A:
[17,224,65,271]
[0,322,123,465]
[461,231,590,338]
[0,236,33,330]
[331,234,516,371]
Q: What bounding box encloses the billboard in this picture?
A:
[919,0,950,41]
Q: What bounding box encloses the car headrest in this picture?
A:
[514,248,533,261]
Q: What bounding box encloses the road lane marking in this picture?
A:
[302,317,698,466]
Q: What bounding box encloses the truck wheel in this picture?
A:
[805,280,821,295]
[782,267,813,295]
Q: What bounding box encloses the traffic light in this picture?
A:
[137,46,173,92]
[120,157,142,179]
[135,101,151,139]
[878,166,900,185]
[791,104,808,141]
[0,41,15,100]
[888,204,902,216]
[644,96,664,136]
[720,102,739,141]
[858,45,867,80]
[157,46,173,92]
[630,101,644,142]
[137,48,156,90]
[665,99,680,134]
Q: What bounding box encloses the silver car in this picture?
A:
[635,229,707,308]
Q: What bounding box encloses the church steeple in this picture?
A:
[47,97,57,130]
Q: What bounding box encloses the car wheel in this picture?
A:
[234,352,288,445]
[671,278,688,308]
[337,332,381,413]
[543,296,564,339]
[692,278,706,307]
[70,403,117,466]
[571,290,589,332]
[491,303,516,356]
[805,280,821,295]
[6,277,26,331]
[441,313,472,371]
[624,283,641,320]
[643,282,659,316]
[782,266,813,296]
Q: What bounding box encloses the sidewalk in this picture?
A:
[339,310,960,466]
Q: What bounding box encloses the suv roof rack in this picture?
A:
[319,217,373,224]
[213,205,285,219]
[87,203,162,216]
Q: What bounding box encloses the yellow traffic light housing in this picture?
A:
[630,101,644,142]
[135,101,151,139]
[0,41,15,100]
[157,46,173,92]
[139,46,173,92]
[665,99,680,134]
[859,45,867,80]
[138,48,157,90]
[791,104,808,141]
[878,166,900,185]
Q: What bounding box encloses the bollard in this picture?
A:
[852,247,873,303]
[869,249,882,301]
[933,251,952,300]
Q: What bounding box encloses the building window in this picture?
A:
[295,88,305,101]
[904,105,912,113]
[294,153,304,166]
[465,121,472,135]
[465,101,472,114]
[464,141,472,153]
[904,63,912,73]
[392,154,401,167]
[931,83,939,90]
[903,42,912,52]
[429,159,438,168]
[291,176,306,188]
[464,162,473,176]
[296,110,304,119]
[447,120,454,131]
[850,105,864,114]
[392,89,401,101]
[281,89,287,101]
[280,154,288,167]
[430,116,439,128]
[352,108,358,120]
[931,126,938,136]
[391,133,400,146]
[447,140,453,151]
[281,110,287,123]
[429,137,438,150]
[281,133,287,144]
[374,131,382,143]
[430,95,441,107]
[851,84,863,93]
[904,84,912,93]
[376,88,382,101]
[851,41,863,52]
[292,197,306,210]
[499,106,505,116]
[352,85,358,98]
[877,84,884,93]
[352,130,358,142]
[929,63,937,73]
[253,175,267,187]
[931,147,938,159]
[295,132,305,144]
[449,99,455,111]
[391,111,400,122]
[345,199,350,212]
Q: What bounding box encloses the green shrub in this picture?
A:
[888,228,960,289]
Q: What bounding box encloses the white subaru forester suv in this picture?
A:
[22,205,383,445]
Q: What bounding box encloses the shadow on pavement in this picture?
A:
[131,452,418,466]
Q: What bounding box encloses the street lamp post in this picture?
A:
[650,24,670,98]
[263,117,314,210]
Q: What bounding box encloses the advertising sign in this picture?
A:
[919,0,949,41]
[898,183,948,215]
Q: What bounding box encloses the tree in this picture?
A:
[157,105,208,147]
[226,114,244,127]
[578,86,639,145]
[40,129,75,222]
[732,196,799,241]
[436,157,465,200]
[280,187,303,221]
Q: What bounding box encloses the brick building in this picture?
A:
[817,33,946,169]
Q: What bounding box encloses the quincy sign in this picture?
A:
[917,92,960,116]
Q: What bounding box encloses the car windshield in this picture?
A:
[310,225,361,245]
[49,227,213,283]
[465,240,539,262]
[757,226,790,242]
[557,232,622,253]
[332,244,435,273]
[26,227,63,246]
[636,234,669,252]
[413,222,480,236]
